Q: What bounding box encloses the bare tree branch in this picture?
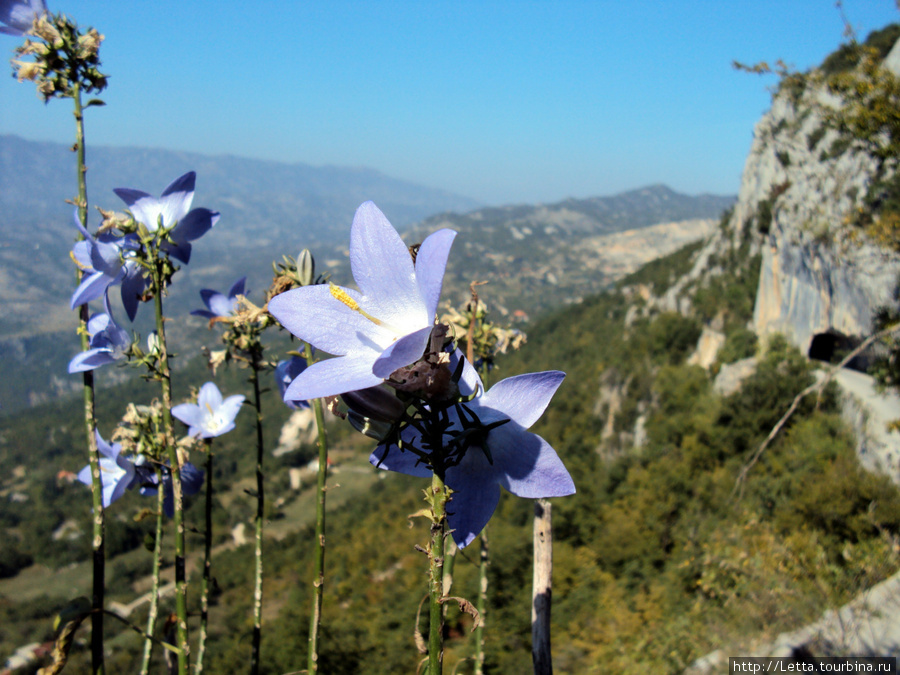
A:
[733,323,900,499]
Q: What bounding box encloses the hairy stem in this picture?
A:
[72,83,105,675]
[196,440,214,674]
[250,361,265,675]
[151,259,189,674]
[306,342,330,673]
[140,467,166,675]
[474,527,489,675]
[428,469,448,675]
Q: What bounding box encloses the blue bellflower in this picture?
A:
[171,381,245,439]
[275,356,310,410]
[370,362,576,548]
[191,277,247,320]
[138,460,205,518]
[0,0,46,36]
[68,295,131,373]
[70,211,148,321]
[114,171,219,264]
[268,201,456,400]
[77,429,137,508]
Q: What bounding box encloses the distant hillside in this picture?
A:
[412,184,735,317]
[0,134,733,414]
[0,134,480,337]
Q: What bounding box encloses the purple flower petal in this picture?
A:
[480,371,565,429]
[171,401,205,429]
[350,202,423,320]
[445,474,501,549]
[415,229,457,318]
[71,270,112,309]
[282,354,383,402]
[120,264,147,322]
[369,428,432,478]
[275,356,310,410]
[372,325,434,379]
[172,207,218,242]
[228,277,247,298]
[68,348,116,373]
[90,238,125,275]
[72,239,93,269]
[269,284,380,357]
[181,461,205,495]
[76,429,136,508]
[115,172,195,232]
[163,240,193,264]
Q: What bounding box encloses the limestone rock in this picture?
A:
[687,326,726,369]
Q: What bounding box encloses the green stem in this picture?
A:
[250,362,265,675]
[72,82,105,675]
[428,470,449,675]
[305,342,330,673]
[140,467,166,675]
[474,527,488,675]
[196,440,214,674]
[150,258,189,674]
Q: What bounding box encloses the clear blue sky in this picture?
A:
[2,0,898,205]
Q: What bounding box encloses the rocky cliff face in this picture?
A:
[658,39,900,361]
[747,83,900,356]
[748,40,900,359]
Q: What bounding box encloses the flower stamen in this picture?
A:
[329,283,402,333]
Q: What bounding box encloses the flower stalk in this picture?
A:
[196,439,214,674]
[306,341,330,673]
[149,250,189,674]
[250,359,265,675]
[140,466,166,675]
[71,79,106,675]
[427,468,450,675]
[474,529,489,675]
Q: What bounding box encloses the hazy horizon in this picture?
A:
[2,0,898,205]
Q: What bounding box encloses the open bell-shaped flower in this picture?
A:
[268,201,456,400]
[370,355,575,548]
[68,294,132,373]
[70,210,147,321]
[274,356,311,410]
[171,382,245,439]
[191,277,247,320]
[137,459,205,518]
[76,429,137,508]
[113,171,219,264]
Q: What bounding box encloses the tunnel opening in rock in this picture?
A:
[808,331,870,371]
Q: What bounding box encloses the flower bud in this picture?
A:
[33,16,62,47]
[76,29,104,59]
[12,59,43,82]
[347,411,394,442]
[341,385,405,423]
[297,248,315,286]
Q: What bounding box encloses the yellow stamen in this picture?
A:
[330,283,360,312]
[329,283,397,330]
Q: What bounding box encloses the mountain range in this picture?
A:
[0,134,733,412]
